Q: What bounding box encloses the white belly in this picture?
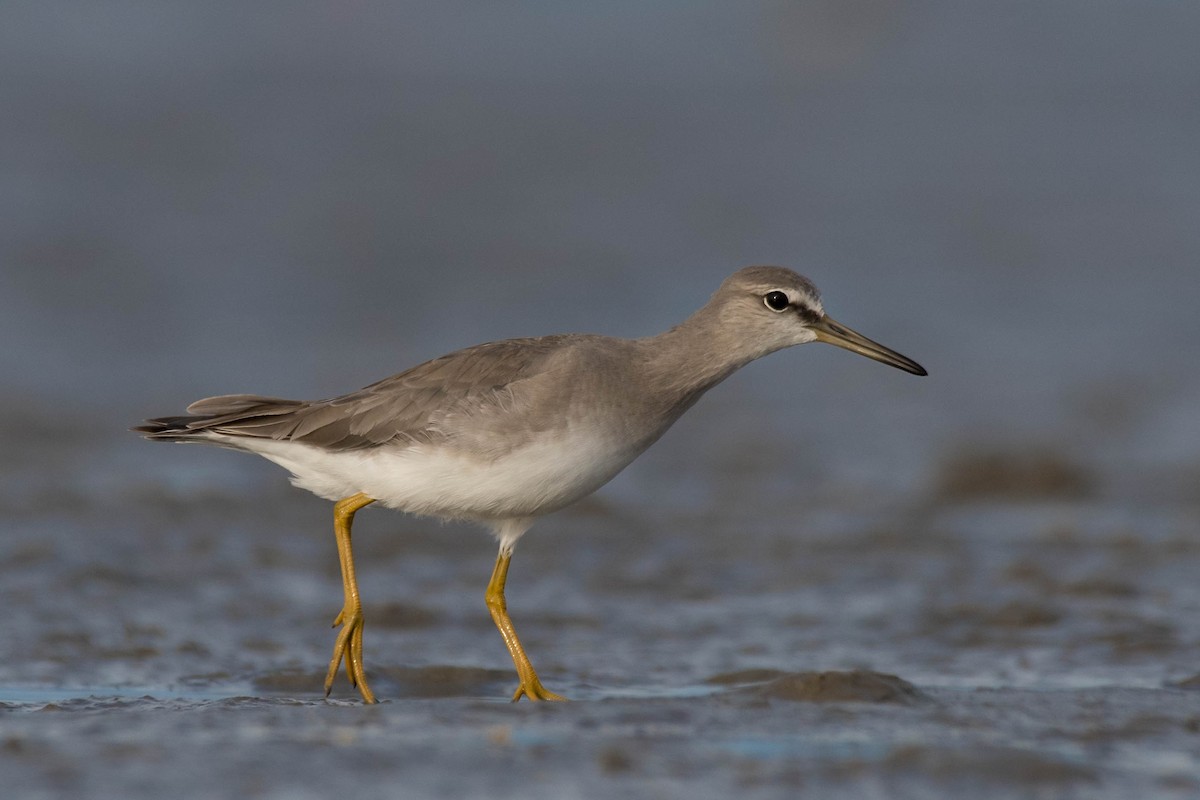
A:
[220,424,641,522]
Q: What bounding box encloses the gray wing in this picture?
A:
[137,336,581,451]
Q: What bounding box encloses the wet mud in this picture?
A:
[3,466,1199,799]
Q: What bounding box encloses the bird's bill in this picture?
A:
[811,316,928,376]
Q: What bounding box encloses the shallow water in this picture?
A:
[4,481,1199,798]
[4,2,1200,798]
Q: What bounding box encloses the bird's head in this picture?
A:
[714,266,927,376]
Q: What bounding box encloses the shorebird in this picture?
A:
[136,266,926,703]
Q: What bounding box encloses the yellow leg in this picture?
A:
[485,547,566,702]
[324,492,377,703]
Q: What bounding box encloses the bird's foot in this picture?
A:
[325,605,376,704]
[511,674,567,702]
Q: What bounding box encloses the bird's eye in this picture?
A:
[763,291,790,312]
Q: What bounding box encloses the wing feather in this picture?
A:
[139,336,581,451]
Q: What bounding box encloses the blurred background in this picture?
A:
[2,3,1199,796]
[3,1,1198,513]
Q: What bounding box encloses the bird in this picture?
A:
[135,266,926,703]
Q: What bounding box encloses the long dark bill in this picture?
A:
[811,316,928,376]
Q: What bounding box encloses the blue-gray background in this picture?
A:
[5,1,1198,506]
[2,3,1199,799]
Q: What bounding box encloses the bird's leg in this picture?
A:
[324,492,377,703]
[485,545,566,702]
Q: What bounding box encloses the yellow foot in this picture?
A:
[324,606,377,704]
[511,676,567,703]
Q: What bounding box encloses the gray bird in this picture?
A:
[137,266,927,703]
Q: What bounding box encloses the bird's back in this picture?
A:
[137,334,644,456]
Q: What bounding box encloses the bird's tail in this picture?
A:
[133,394,303,442]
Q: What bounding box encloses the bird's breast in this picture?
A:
[354,421,647,520]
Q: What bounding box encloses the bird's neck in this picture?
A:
[635,302,756,401]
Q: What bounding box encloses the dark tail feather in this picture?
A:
[134,394,307,442]
[132,415,209,442]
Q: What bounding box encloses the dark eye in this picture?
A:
[763,291,790,312]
